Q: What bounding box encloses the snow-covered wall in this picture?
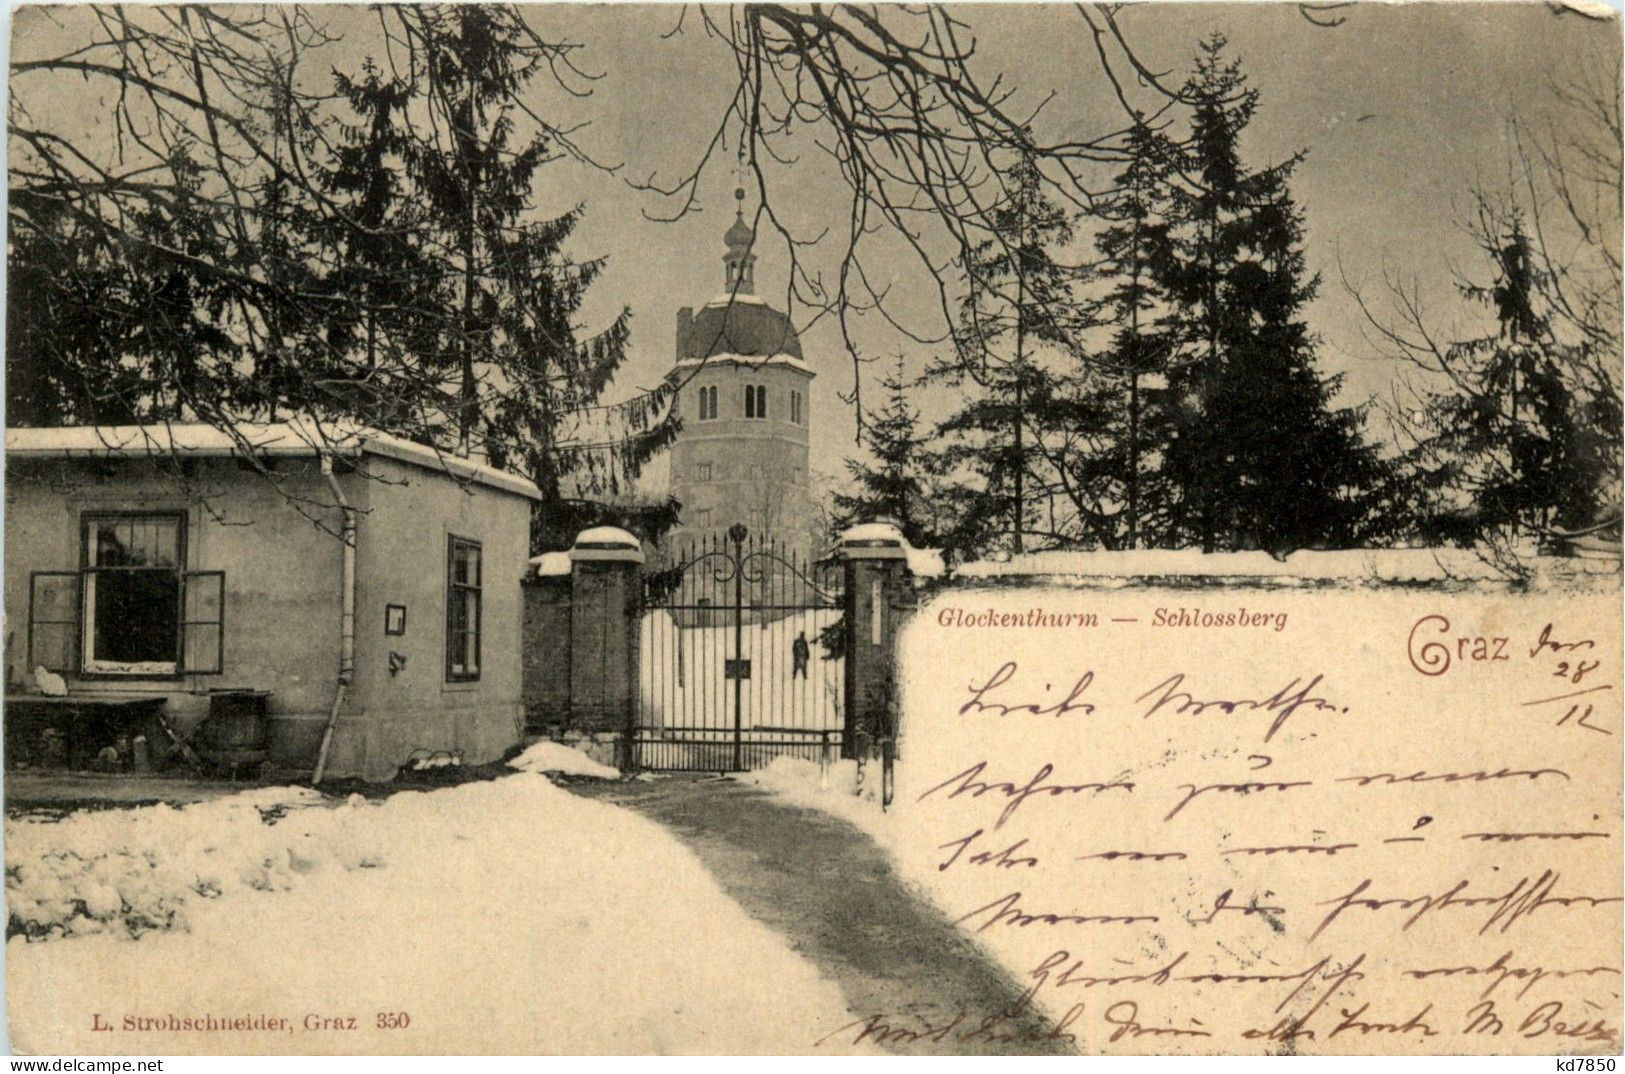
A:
[946,545,1619,590]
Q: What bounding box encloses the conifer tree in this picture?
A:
[377,6,674,548]
[1155,36,1384,553]
[388,8,641,484]
[833,359,939,546]
[1405,220,1616,547]
[925,148,1082,558]
[1076,119,1179,548]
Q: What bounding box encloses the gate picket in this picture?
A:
[635,530,846,772]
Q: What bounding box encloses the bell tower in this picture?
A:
[667,188,814,557]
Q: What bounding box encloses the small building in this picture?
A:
[3,421,541,781]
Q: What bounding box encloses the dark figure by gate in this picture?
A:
[792,631,810,679]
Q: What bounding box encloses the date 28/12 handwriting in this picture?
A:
[1407,615,1618,734]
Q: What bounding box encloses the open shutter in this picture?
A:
[181,570,225,674]
[28,572,80,673]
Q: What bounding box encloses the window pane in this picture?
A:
[145,519,180,567]
[91,570,179,664]
[87,517,179,567]
[449,583,469,636]
[93,522,130,566]
[463,591,480,671]
[466,546,481,587]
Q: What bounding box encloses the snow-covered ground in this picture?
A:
[743,757,891,848]
[508,739,621,780]
[6,772,870,1054]
[638,607,844,733]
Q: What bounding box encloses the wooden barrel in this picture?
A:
[199,689,270,763]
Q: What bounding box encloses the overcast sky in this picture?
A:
[12,2,1621,492]
[475,2,1616,491]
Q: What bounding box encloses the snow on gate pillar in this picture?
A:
[838,522,914,765]
[567,527,644,744]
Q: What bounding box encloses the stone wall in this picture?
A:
[521,575,572,731]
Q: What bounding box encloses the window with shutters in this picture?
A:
[37,512,225,677]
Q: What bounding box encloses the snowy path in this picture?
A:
[5,773,873,1054]
[564,776,1077,1055]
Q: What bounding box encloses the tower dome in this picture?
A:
[721,186,758,296]
[724,213,754,252]
[676,186,802,361]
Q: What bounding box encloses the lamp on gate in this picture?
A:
[727,523,749,546]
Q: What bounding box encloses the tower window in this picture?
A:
[696,462,713,482]
[744,384,767,420]
[697,384,718,421]
[790,390,803,425]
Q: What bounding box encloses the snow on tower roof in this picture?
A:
[677,299,802,360]
[672,352,813,377]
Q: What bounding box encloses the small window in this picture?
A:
[446,537,482,681]
[692,507,713,528]
[790,390,804,425]
[80,514,184,675]
[697,384,718,421]
[744,384,767,420]
[696,462,713,482]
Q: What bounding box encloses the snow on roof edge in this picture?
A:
[703,293,770,308]
[671,352,814,377]
[5,421,543,501]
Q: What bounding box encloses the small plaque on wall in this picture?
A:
[384,604,407,635]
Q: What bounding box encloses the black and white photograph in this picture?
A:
[1,0,1621,1058]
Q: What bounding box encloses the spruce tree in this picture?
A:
[1081,119,1179,548]
[1155,36,1384,553]
[926,147,1081,558]
[382,6,671,548]
[302,61,447,422]
[833,359,939,546]
[1408,220,1616,547]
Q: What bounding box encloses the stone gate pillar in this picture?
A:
[838,522,914,763]
[567,527,643,759]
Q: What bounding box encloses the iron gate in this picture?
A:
[635,526,846,771]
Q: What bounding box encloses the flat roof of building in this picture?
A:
[5,419,544,501]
